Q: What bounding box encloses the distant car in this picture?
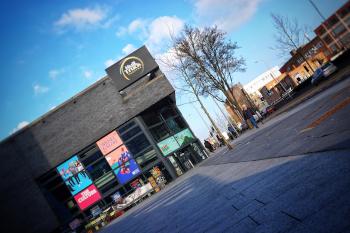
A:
[262,105,275,116]
[322,62,337,77]
[311,62,337,85]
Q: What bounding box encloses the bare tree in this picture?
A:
[159,50,233,149]
[271,13,314,72]
[173,25,246,121]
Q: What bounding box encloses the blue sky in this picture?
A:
[0,0,347,141]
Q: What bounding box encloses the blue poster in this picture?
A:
[57,155,84,181]
[65,171,93,195]
[114,159,141,184]
[56,155,93,195]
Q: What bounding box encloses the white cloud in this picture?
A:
[10,121,29,134]
[54,6,108,32]
[128,19,146,33]
[146,16,184,50]
[33,84,49,95]
[116,27,127,37]
[49,68,65,80]
[117,16,184,53]
[116,18,147,37]
[193,0,261,32]
[83,70,93,79]
[122,44,136,55]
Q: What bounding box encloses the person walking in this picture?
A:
[242,104,259,129]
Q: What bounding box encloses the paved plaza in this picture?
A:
[101,77,350,233]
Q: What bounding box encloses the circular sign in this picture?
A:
[119,56,144,80]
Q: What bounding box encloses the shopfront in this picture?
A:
[0,45,207,233]
[36,99,208,232]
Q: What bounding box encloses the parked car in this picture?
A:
[311,62,337,85]
[261,105,275,117]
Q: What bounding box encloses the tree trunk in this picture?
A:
[195,93,233,150]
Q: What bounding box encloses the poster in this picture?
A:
[96,131,123,155]
[65,171,93,195]
[56,155,93,195]
[74,184,102,210]
[56,155,84,181]
[114,159,141,184]
[174,129,194,147]
[105,145,131,170]
[157,136,180,156]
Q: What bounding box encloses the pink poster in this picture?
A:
[74,184,102,210]
[105,145,130,169]
[96,131,123,155]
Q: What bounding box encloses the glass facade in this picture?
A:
[36,98,207,231]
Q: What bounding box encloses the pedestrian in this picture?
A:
[204,139,214,152]
[227,124,238,139]
[242,104,259,129]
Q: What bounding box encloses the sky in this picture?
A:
[0,0,347,142]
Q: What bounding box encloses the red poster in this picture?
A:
[74,185,102,210]
[96,131,123,155]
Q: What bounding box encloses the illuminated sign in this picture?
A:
[174,129,195,147]
[74,184,102,210]
[157,136,180,156]
[120,56,144,80]
[105,46,159,91]
[96,131,123,155]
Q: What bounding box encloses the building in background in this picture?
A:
[0,46,207,233]
[243,66,281,110]
[314,1,350,56]
[224,83,256,124]
[279,37,329,85]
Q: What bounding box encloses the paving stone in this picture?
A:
[225,217,258,233]
[231,200,265,224]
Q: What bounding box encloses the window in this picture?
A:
[135,148,158,168]
[125,133,151,155]
[316,25,326,35]
[326,15,339,29]
[94,171,117,189]
[338,6,350,18]
[332,24,346,36]
[149,123,171,142]
[120,126,142,142]
[330,44,338,52]
[340,33,350,45]
[142,112,163,126]
[160,106,178,120]
[345,17,350,27]
[85,159,112,181]
[80,147,103,165]
[166,116,186,134]
[99,179,119,194]
[322,34,333,44]
[118,121,136,135]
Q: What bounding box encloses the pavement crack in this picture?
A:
[254,198,266,205]
[280,210,302,222]
[248,215,261,226]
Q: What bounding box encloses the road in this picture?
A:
[101,77,350,233]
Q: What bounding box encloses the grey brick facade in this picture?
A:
[0,70,175,233]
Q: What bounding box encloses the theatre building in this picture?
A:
[0,46,208,233]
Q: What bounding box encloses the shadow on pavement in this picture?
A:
[101,150,350,233]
